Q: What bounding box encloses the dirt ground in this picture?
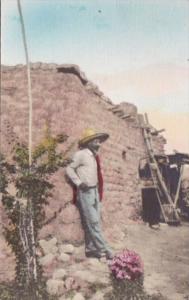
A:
[0,222,189,300]
[112,222,189,300]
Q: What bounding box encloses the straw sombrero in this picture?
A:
[79,128,109,147]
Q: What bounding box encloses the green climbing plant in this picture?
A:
[0,127,73,300]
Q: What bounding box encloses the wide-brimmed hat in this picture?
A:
[79,128,109,147]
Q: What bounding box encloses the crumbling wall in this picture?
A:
[0,63,166,243]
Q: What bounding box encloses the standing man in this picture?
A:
[66,128,113,259]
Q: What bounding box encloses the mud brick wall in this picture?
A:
[0,63,166,244]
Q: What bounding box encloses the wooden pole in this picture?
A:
[17,1,38,296]
[174,165,184,208]
[17,0,32,166]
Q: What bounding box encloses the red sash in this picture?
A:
[72,154,103,204]
[96,154,103,201]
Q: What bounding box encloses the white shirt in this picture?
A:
[66,148,98,187]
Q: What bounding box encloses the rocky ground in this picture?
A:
[0,222,189,300]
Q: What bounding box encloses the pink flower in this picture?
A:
[109,249,144,281]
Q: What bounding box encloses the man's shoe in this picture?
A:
[85,251,101,259]
[86,251,114,260]
[105,251,114,260]
[149,224,160,230]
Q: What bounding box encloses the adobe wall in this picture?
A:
[0,63,166,244]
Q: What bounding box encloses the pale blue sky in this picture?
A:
[1,0,189,151]
[2,0,188,72]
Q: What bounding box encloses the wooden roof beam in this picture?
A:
[112,108,123,114]
[121,114,132,119]
[151,129,165,136]
[108,105,120,111]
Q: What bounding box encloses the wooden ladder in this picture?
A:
[140,113,180,224]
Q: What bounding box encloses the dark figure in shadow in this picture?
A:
[139,158,160,229]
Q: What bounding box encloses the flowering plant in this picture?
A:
[109,249,144,281]
[105,249,145,300]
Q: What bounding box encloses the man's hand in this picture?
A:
[79,183,89,191]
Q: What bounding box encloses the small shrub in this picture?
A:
[0,126,72,300]
[106,249,147,300]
